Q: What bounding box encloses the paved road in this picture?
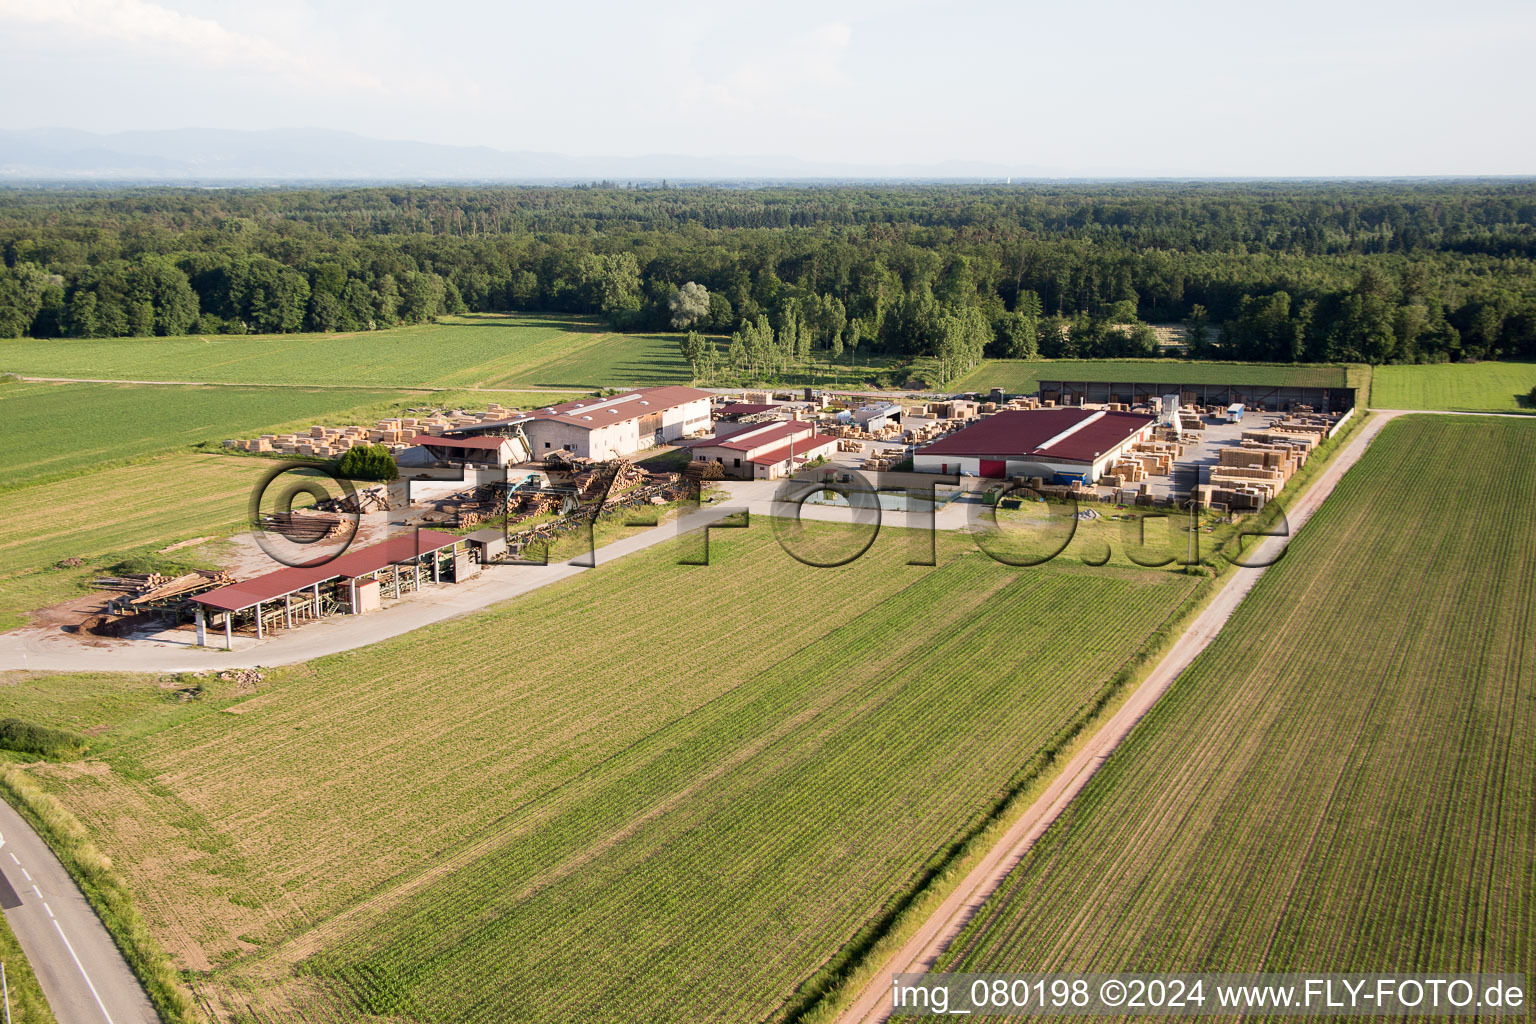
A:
[834,410,1402,1024]
[0,800,159,1024]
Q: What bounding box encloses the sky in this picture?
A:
[1,0,1533,175]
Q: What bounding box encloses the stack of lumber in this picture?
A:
[129,570,236,606]
[684,460,724,481]
[94,570,236,603]
[837,439,863,452]
[1133,439,1184,459]
[257,510,349,541]
[1241,428,1321,451]
[1107,458,1147,484]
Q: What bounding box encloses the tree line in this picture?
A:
[1,182,1533,368]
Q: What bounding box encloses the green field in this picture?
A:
[953,358,1358,394]
[0,313,904,392]
[0,454,274,630]
[939,416,1536,992]
[1371,361,1536,413]
[0,379,406,489]
[7,524,1202,1023]
[0,315,691,390]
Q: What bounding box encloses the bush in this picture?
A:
[0,718,87,758]
[338,443,399,481]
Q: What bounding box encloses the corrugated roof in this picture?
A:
[699,420,817,452]
[918,409,1153,463]
[532,386,712,429]
[746,433,840,465]
[193,530,462,612]
[410,435,511,450]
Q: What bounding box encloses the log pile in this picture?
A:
[684,460,725,481]
[256,511,349,541]
[319,485,392,514]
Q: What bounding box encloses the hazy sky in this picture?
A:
[2,0,1532,175]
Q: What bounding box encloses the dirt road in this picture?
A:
[16,375,589,394]
[834,411,1400,1024]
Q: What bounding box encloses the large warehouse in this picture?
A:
[521,386,713,459]
[914,408,1155,483]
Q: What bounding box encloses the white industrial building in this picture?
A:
[914,408,1155,483]
[687,420,839,479]
[521,386,713,459]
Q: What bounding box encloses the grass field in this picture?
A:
[0,315,691,390]
[0,313,899,392]
[7,524,1203,1023]
[0,454,272,630]
[939,415,1536,992]
[1371,361,1536,413]
[0,378,587,491]
[0,379,405,489]
[953,358,1357,394]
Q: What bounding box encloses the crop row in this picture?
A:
[937,416,1536,1003]
[55,523,1198,1022]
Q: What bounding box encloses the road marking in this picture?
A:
[7,854,16,865]
[44,903,54,918]
[50,917,116,1024]
[30,886,41,900]
[19,869,30,882]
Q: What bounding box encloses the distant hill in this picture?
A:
[0,127,1069,183]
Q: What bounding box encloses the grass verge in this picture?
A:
[0,764,199,1023]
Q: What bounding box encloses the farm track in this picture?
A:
[16,375,589,394]
[833,409,1399,1024]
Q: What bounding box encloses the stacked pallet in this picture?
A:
[837,439,863,453]
[1241,427,1321,451]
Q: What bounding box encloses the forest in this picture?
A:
[1,181,1534,369]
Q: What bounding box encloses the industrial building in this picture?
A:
[398,434,526,468]
[687,420,839,479]
[712,402,786,437]
[847,402,902,433]
[398,386,714,464]
[519,386,713,458]
[191,530,469,649]
[914,408,1156,483]
[1034,377,1356,413]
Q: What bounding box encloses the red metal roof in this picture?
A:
[410,435,512,450]
[1043,411,1157,461]
[746,433,840,466]
[532,386,713,429]
[696,420,817,453]
[918,409,1153,463]
[193,530,463,612]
